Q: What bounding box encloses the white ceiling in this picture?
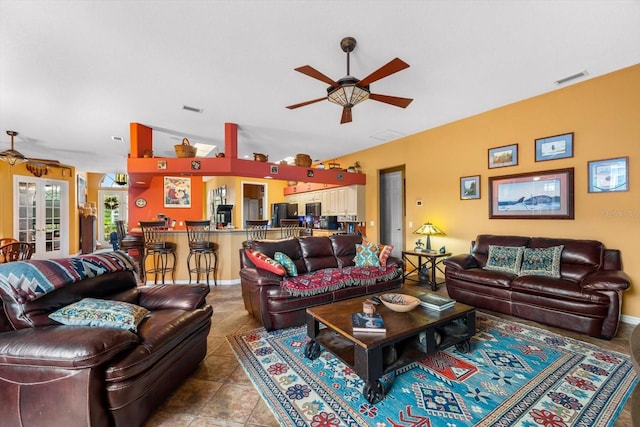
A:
[1,0,639,173]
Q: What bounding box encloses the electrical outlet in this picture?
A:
[416,200,423,206]
[369,220,374,227]
[409,221,413,228]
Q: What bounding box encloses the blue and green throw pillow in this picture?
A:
[354,242,381,267]
[484,245,525,275]
[519,245,564,278]
[48,298,150,332]
[274,251,298,276]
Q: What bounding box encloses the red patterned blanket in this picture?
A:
[281,265,401,297]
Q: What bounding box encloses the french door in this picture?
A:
[14,176,69,259]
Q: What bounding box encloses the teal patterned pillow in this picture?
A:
[274,251,298,276]
[49,298,150,332]
[484,245,524,274]
[519,245,564,278]
[354,242,381,267]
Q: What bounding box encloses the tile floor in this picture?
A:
[145,284,635,426]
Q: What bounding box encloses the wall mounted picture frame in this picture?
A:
[270,165,279,174]
[460,175,480,200]
[164,176,191,208]
[488,144,518,169]
[535,132,574,162]
[588,156,629,193]
[488,168,574,219]
[157,160,167,170]
[77,175,87,208]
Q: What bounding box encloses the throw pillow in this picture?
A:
[484,245,524,274]
[245,249,286,276]
[519,245,564,278]
[378,244,394,267]
[354,242,381,267]
[48,298,150,332]
[274,251,298,276]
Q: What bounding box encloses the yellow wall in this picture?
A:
[335,63,640,318]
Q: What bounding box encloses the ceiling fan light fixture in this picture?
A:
[0,131,28,166]
[327,78,370,107]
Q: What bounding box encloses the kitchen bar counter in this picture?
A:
[130,227,350,285]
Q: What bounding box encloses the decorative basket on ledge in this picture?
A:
[175,138,197,158]
[295,153,312,167]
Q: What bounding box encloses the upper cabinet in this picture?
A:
[286,185,365,220]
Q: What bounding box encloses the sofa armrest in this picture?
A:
[138,284,209,310]
[0,325,138,368]
[386,256,404,269]
[239,267,283,287]
[581,270,631,292]
[443,254,480,270]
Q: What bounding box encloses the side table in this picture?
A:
[402,250,451,291]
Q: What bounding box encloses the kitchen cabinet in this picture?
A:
[288,185,365,219]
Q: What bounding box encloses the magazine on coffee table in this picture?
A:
[416,293,455,311]
[352,312,386,333]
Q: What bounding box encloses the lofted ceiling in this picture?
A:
[1,0,639,173]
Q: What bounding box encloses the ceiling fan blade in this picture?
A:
[294,65,340,87]
[286,97,327,109]
[340,107,352,124]
[357,58,410,87]
[369,93,414,108]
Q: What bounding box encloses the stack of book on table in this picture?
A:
[417,293,455,311]
[351,312,386,333]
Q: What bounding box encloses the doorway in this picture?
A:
[13,175,69,259]
[241,182,267,227]
[379,167,405,258]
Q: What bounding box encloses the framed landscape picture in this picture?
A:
[488,168,574,219]
[588,157,628,193]
[488,144,518,169]
[460,175,480,199]
[535,132,574,162]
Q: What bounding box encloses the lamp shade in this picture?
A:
[413,222,444,236]
[327,77,370,107]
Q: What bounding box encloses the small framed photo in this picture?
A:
[588,156,629,193]
[270,165,279,174]
[460,175,480,200]
[488,144,518,169]
[535,132,574,162]
[157,160,167,170]
[307,169,314,178]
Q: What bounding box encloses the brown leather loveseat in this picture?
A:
[443,235,630,339]
[240,234,403,330]
[0,252,213,426]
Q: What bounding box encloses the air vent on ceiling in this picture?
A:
[111,136,124,142]
[554,70,588,85]
[182,105,204,113]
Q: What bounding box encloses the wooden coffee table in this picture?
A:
[304,287,475,403]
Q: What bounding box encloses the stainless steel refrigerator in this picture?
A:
[271,203,298,227]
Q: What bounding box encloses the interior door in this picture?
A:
[14,176,69,259]
[380,169,404,258]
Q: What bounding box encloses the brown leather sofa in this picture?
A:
[443,235,630,339]
[240,234,403,330]
[0,261,212,426]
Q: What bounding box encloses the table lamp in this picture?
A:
[413,222,444,252]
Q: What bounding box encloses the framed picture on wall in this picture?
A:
[588,156,628,193]
[77,175,87,208]
[488,144,518,168]
[488,168,574,219]
[460,175,480,200]
[164,176,191,208]
[535,132,574,162]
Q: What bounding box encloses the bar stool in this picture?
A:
[280,219,301,238]
[140,220,176,284]
[185,220,218,286]
[116,220,144,281]
[245,220,269,241]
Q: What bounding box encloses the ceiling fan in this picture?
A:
[286,36,413,124]
[0,130,71,177]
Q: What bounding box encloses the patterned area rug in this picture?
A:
[227,313,637,427]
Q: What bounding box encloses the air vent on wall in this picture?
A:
[554,70,588,85]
